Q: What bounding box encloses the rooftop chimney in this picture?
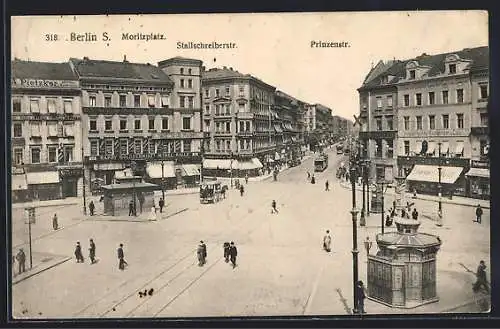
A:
[123,55,128,63]
[230,67,233,71]
[83,56,89,61]
[201,65,206,71]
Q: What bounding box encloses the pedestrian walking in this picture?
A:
[311,175,316,184]
[89,201,95,216]
[245,173,249,184]
[271,200,279,214]
[475,204,483,224]
[412,208,419,221]
[223,242,230,263]
[15,248,26,275]
[356,280,367,314]
[89,239,96,264]
[364,237,372,255]
[52,213,58,230]
[473,260,489,293]
[197,241,206,266]
[325,180,330,191]
[229,241,238,269]
[159,197,165,213]
[128,200,134,216]
[74,242,84,263]
[307,171,311,180]
[413,189,417,198]
[345,172,350,183]
[117,243,128,270]
[323,230,332,252]
[240,184,244,197]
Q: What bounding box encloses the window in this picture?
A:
[225,122,231,132]
[120,119,127,130]
[387,95,393,107]
[188,79,193,88]
[13,98,21,112]
[225,104,230,115]
[246,121,251,131]
[240,140,244,149]
[180,96,185,108]
[239,85,244,94]
[239,121,244,132]
[188,68,192,75]
[162,118,169,130]
[148,95,155,108]
[134,95,141,107]
[376,118,382,131]
[457,113,464,129]
[376,97,382,109]
[246,140,250,149]
[105,96,112,107]
[134,139,142,154]
[180,68,184,75]
[149,118,155,130]
[404,94,410,107]
[90,120,97,131]
[226,140,231,151]
[13,148,23,165]
[89,96,96,107]
[480,140,489,156]
[205,89,209,97]
[47,98,56,113]
[204,120,210,132]
[64,100,73,113]
[409,70,416,79]
[119,95,127,107]
[90,140,98,156]
[416,116,422,130]
[104,120,112,131]
[480,84,488,99]
[64,146,73,162]
[429,115,435,130]
[456,89,464,103]
[30,99,40,113]
[225,86,230,95]
[183,117,191,130]
[387,140,394,158]
[134,119,141,130]
[449,64,456,74]
[48,146,57,163]
[404,116,409,130]
[13,123,22,137]
[161,97,169,108]
[442,114,449,129]
[404,141,410,155]
[428,92,435,105]
[442,90,449,104]
[180,79,185,88]
[216,89,220,97]
[105,139,113,155]
[216,140,221,151]
[188,96,194,108]
[205,105,210,115]
[183,140,191,152]
[480,113,488,126]
[120,139,128,155]
[31,147,41,164]
[64,124,74,137]
[415,93,422,106]
[387,117,393,130]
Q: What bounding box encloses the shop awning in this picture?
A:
[465,168,490,178]
[406,165,463,184]
[413,142,422,155]
[454,142,464,155]
[146,161,175,178]
[426,142,436,155]
[203,159,234,170]
[26,171,60,185]
[12,174,28,190]
[252,158,263,168]
[440,142,449,155]
[237,158,263,170]
[182,164,200,176]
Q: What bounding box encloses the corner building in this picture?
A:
[11,60,83,202]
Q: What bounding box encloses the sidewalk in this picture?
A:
[12,251,71,285]
[88,204,189,223]
[338,180,490,209]
[12,197,81,210]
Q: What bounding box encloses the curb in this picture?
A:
[12,256,72,285]
[165,191,198,196]
[154,207,189,221]
[87,208,189,223]
[338,181,490,210]
[12,201,79,210]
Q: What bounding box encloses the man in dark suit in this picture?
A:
[118,243,127,270]
[229,242,238,269]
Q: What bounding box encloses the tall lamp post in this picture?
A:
[230,152,234,188]
[130,160,137,217]
[21,162,33,269]
[378,179,389,234]
[437,142,443,226]
[161,160,165,201]
[349,146,360,314]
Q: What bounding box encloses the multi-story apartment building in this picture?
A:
[305,103,334,151]
[332,115,353,142]
[357,60,399,182]
[467,48,489,199]
[11,60,83,202]
[72,56,204,191]
[201,66,275,177]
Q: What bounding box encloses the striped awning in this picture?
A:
[182,164,200,176]
[406,165,463,184]
[203,159,233,170]
[146,161,176,178]
[465,168,489,178]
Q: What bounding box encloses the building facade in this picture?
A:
[201,66,275,177]
[305,103,333,151]
[11,60,83,202]
[332,115,354,142]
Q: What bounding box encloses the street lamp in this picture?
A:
[21,162,33,269]
[230,151,234,188]
[349,146,360,315]
[130,160,137,217]
[81,124,87,215]
[378,179,389,234]
[161,160,165,201]
[437,142,443,226]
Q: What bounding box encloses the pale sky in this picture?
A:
[11,11,488,119]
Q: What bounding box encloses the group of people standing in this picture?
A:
[197,241,238,269]
[73,240,128,270]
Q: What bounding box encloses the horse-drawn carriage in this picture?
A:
[199,180,228,204]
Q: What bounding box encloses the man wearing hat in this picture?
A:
[229,242,238,269]
[15,248,26,275]
[473,260,489,293]
[74,242,84,263]
[197,241,206,266]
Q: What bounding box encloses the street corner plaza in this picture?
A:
[11,148,490,318]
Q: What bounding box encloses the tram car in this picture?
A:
[314,155,328,172]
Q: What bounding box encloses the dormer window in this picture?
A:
[409,70,416,80]
[449,64,456,74]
